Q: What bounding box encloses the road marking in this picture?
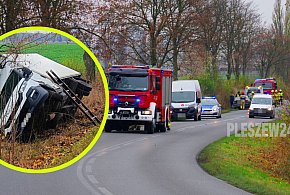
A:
[86,165,92,173]
[105,145,121,151]
[95,151,107,156]
[98,187,114,195]
[87,174,99,184]
[77,112,249,194]
[87,158,96,165]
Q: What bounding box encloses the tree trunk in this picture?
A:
[83,51,95,81]
[172,37,178,80]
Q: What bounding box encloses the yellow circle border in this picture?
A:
[0,26,109,174]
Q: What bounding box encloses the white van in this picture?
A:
[0,54,92,141]
[171,80,202,121]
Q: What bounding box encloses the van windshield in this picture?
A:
[252,98,272,105]
[172,91,195,103]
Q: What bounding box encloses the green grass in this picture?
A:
[0,43,87,74]
[22,43,86,74]
[198,125,290,195]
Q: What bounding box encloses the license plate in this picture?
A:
[258,109,263,113]
[177,113,186,118]
[122,111,130,114]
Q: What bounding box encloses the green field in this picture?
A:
[198,125,290,195]
[22,43,86,74]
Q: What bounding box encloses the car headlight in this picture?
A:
[249,107,254,110]
[267,107,272,111]
[212,106,218,111]
[141,110,152,115]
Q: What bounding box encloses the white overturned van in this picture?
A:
[171,80,202,121]
[0,54,92,141]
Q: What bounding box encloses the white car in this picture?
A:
[248,94,275,118]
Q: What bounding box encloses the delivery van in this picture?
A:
[171,80,202,121]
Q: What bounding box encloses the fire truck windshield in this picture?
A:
[172,91,195,103]
[108,75,149,91]
[255,82,273,90]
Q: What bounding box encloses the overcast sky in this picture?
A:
[249,0,286,26]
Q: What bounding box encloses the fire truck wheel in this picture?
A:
[146,121,155,134]
[104,123,112,132]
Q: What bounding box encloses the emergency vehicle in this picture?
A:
[253,78,277,95]
[105,65,172,134]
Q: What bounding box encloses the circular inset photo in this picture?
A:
[0,27,108,173]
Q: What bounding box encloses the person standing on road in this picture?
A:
[230,94,235,108]
[240,91,246,110]
[248,91,254,101]
[278,89,283,106]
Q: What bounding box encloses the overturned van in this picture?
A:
[0,54,92,141]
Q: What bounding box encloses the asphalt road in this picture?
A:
[0,110,272,195]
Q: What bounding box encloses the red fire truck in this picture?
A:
[105,65,172,134]
[253,78,277,95]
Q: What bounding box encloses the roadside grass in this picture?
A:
[198,123,290,195]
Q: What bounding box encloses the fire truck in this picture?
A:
[253,78,277,95]
[105,65,172,134]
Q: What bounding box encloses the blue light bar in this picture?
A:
[136,98,141,103]
[113,97,118,102]
[203,96,216,99]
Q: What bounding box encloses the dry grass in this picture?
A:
[0,75,105,169]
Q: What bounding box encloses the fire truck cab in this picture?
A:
[106,65,172,134]
[253,78,277,95]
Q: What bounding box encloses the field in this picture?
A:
[22,43,87,74]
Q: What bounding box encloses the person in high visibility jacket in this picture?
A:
[240,91,246,110]
[248,91,254,101]
[272,90,277,105]
[278,89,283,105]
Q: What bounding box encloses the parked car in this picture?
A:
[201,97,222,118]
[171,80,202,121]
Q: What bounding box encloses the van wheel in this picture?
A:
[194,114,198,121]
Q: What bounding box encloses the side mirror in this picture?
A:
[156,83,161,90]
[218,104,221,107]
[197,98,201,104]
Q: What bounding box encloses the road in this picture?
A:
[0,110,272,195]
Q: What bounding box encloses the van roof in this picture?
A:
[172,80,200,92]
[2,54,80,79]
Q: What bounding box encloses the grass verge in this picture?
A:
[198,123,290,195]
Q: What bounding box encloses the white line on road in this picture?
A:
[98,187,114,195]
[87,174,99,184]
[86,165,92,173]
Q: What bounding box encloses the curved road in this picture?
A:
[0,110,271,195]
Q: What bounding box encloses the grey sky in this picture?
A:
[249,0,286,26]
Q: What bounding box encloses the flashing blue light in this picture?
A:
[113,97,118,102]
[136,98,141,103]
[203,96,216,99]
